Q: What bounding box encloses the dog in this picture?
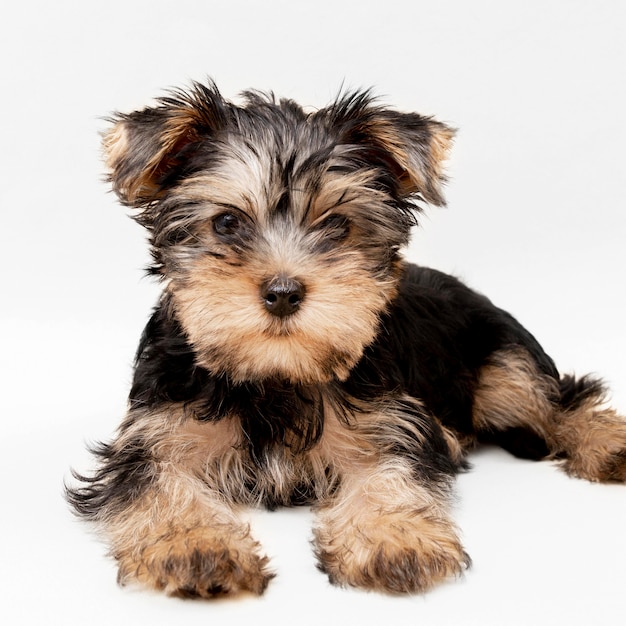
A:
[67,80,626,598]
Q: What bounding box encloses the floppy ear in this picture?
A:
[103,82,230,207]
[326,92,455,206]
[366,111,455,206]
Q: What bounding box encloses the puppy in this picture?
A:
[67,80,626,598]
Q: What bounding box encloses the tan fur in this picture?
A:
[148,137,405,384]
[102,119,168,205]
[95,407,268,596]
[80,85,626,602]
[367,117,455,204]
[313,400,469,593]
[86,350,626,597]
[314,470,469,593]
[102,123,129,174]
[109,475,273,597]
[472,349,558,439]
[472,348,626,482]
[554,397,626,481]
[96,393,471,596]
[102,100,216,206]
[440,424,474,464]
[170,260,393,383]
[168,206,397,383]
[103,408,275,596]
[165,148,396,233]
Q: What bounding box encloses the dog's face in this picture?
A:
[104,82,454,383]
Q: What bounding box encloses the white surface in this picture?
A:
[2,1,625,624]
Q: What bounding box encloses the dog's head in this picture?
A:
[104,81,454,383]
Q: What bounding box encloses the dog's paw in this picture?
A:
[558,408,626,483]
[563,448,626,483]
[314,513,470,594]
[116,527,274,598]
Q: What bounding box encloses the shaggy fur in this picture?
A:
[67,80,626,598]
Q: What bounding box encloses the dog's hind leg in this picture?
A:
[472,348,626,482]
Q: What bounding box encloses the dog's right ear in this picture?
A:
[103,82,230,207]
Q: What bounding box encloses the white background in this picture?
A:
[1,1,625,624]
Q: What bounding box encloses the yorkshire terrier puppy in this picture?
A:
[67,80,626,598]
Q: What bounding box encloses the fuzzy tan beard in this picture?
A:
[167,251,398,384]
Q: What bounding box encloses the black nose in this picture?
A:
[261,276,306,318]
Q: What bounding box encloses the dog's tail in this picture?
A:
[473,345,626,481]
[557,373,608,413]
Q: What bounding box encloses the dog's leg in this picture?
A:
[67,406,274,597]
[552,374,626,481]
[473,348,626,482]
[313,398,469,593]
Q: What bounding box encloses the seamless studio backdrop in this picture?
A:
[1,1,625,625]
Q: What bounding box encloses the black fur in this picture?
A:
[117,85,422,277]
[124,262,564,480]
[67,440,156,520]
[128,275,463,483]
[66,83,625,598]
[66,260,602,513]
[66,72,599,513]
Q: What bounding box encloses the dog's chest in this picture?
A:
[204,429,339,509]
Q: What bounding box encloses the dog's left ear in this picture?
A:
[327,93,455,206]
[366,111,455,206]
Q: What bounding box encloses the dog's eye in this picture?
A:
[319,214,350,241]
[213,213,242,237]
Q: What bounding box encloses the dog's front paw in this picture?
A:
[116,526,274,598]
[314,512,470,594]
